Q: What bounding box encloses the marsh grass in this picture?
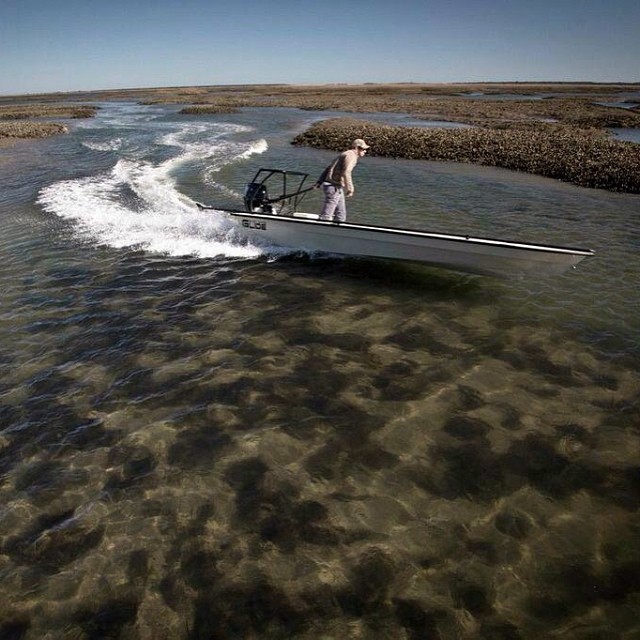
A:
[97,83,640,128]
[4,83,639,128]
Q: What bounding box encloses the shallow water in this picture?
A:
[610,127,640,144]
[1,103,639,639]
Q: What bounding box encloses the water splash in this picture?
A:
[81,138,123,152]
[39,160,263,258]
[39,109,268,259]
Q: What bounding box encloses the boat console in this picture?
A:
[244,168,314,215]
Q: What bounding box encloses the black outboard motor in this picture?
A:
[244,182,272,213]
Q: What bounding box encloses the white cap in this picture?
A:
[353,138,370,149]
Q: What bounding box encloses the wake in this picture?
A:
[39,113,269,259]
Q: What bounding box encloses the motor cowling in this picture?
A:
[244,182,272,213]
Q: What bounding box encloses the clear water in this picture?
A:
[1,103,639,639]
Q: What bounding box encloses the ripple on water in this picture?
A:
[1,259,639,638]
[1,103,640,638]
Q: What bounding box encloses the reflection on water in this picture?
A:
[609,128,640,144]
[1,103,640,639]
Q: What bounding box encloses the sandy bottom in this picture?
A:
[1,257,639,639]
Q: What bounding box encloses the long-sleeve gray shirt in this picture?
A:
[317,149,359,193]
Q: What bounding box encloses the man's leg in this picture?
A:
[334,190,347,222]
[320,185,341,220]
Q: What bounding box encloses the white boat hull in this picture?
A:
[219,209,593,278]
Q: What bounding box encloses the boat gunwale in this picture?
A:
[215,208,595,257]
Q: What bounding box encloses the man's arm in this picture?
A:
[343,151,357,195]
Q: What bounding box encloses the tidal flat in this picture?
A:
[1,82,639,191]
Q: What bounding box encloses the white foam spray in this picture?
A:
[38,108,270,259]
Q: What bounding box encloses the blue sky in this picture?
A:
[1,0,638,95]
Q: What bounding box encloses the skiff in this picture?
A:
[196,169,594,278]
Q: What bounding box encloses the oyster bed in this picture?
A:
[293,117,640,193]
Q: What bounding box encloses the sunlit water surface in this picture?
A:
[1,103,639,639]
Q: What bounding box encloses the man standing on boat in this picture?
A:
[315,138,370,222]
